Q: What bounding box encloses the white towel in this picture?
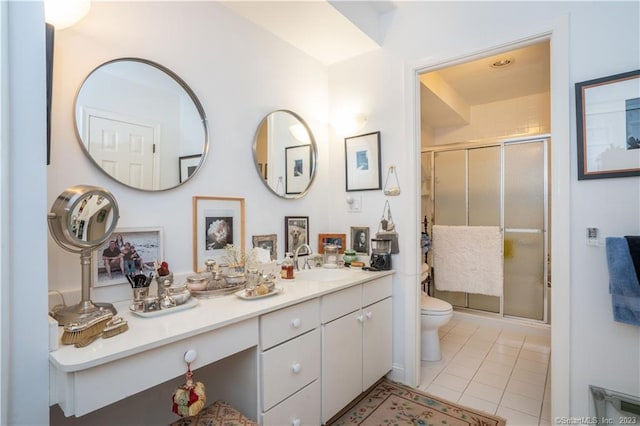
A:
[432,225,503,297]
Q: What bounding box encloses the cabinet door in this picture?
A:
[362,297,392,390]
[321,310,362,423]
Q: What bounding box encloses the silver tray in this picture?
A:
[129,297,199,317]
[190,283,246,299]
[235,287,283,300]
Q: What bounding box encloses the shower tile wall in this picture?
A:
[430,92,550,146]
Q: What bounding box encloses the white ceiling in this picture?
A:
[420,42,550,128]
[221,2,549,128]
[221,0,395,65]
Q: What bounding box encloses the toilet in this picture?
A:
[420,293,453,361]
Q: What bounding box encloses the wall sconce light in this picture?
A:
[331,112,368,136]
[45,0,91,30]
[289,124,311,144]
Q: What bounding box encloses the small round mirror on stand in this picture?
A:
[74,58,208,191]
[48,185,120,325]
[252,110,317,198]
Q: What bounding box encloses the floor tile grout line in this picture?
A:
[423,321,550,422]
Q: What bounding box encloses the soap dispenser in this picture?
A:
[281,252,294,279]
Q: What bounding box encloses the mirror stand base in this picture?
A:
[51,301,117,326]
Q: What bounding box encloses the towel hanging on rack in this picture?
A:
[605,237,640,326]
[432,225,503,297]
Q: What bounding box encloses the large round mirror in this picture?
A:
[74,58,208,191]
[253,110,317,198]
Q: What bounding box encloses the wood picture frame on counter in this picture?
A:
[576,69,640,180]
[318,233,346,254]
[193,196,245,271]
[284,216,309,254]
[350,226,370,255]
[252,234,277,261]
[94,227,163,288]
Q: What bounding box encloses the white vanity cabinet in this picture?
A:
[320,275,393,423]
[259,298,321,425]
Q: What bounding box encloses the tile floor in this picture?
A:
[419,317,551,426]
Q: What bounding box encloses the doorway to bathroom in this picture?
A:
[419,40,551,324]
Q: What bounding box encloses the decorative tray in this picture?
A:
[234,287,283,300]
[129,297,199,318]
[190,283,246,299]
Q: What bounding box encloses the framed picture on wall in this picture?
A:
[93,227,163,288]
[179,154,202,183]
[285,144,311,194]
[284,216,309,254]
[576,69,640,180]
[193,196,245,271]
[345,131,382,191]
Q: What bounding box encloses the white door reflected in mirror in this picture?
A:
[74,58,208,191]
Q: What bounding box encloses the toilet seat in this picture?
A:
[421,293,452,315]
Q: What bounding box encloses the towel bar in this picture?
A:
[590,385,640,422]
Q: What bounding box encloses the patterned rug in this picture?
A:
[329,378,506,426]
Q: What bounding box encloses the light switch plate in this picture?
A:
[347,195,362,213]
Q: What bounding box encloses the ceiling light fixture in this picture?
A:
[490,58,514,68]
[45,0,91,30]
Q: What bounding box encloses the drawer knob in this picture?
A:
[291,363,302,374]
[366,311,373,319]
[356,315,364,323]
[292,419,301,426]
[291,318,302,328]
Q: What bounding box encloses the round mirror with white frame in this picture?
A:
[253,110,317,199]
[74,58,208,191]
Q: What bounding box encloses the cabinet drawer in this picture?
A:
[261,328,320,411]
[362,275,392,307]
[321,285,360,323]
[262,380,320,426]
[261,299,320,350]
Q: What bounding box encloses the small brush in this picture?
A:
[74,316,129,348]
[102,316,128,338]
[61,310,113,346]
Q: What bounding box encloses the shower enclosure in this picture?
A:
[421,137,550,323]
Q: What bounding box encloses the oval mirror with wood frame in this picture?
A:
[253,110,317,199]
[74,58,208,191]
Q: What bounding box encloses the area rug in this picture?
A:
[329,378,506,426]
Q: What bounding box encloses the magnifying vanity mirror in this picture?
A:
[48,185,119,325]
[74,58,208,191]
[253,110,318,198]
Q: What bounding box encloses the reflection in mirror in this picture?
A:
[253,110,317,199]
[74,58,208,191]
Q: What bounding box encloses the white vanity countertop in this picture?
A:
[49,268,394,372]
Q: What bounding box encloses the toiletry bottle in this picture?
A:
[281,252,294,279]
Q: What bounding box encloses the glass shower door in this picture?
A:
[433,149,467,307]
[467,146,501,313]
[426,139,549,322]
[503,140,547,321]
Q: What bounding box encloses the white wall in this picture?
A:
[4,2,50,425]
[327,0,639,419]
[48,2,330,302]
